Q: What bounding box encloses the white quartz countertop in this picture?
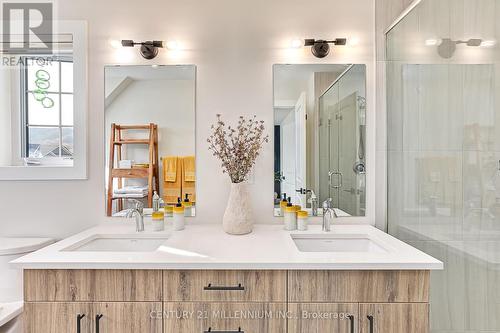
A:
[11,223,443,270]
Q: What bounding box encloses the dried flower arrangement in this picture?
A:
[208,114,269,183]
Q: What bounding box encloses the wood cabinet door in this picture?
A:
[359,303,429,333]
[288,303,358,333]
[164,302,287,333]
[92,302,162,333]
[24,302,93,333]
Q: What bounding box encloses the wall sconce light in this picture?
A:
[121,40,164,59]
[304,38,347,58]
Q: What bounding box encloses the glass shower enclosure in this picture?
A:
[386,0,500,331]
[318,64,366,216]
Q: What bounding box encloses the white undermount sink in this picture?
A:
[62,234,169,252]
[291,234,389,253]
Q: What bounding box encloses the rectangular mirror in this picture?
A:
[0,22,87,180]
[104,65,196,217]
[273,64,366,217]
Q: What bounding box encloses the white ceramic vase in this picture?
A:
[222,182,254,235]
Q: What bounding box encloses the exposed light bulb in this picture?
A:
[108,39,121,49]
[425,38,440,46]
[166,40,179,50]
[290,39,303,49]
[348,37,359,46]
[480,40,496,47]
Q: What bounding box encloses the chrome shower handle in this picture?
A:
[328,171,342,189]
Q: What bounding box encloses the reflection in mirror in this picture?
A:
[105,65,196,217]
[0,35,74,167]
[273,64,366,217]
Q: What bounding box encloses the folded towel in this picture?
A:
[113,192,147,198]
[182,156,196,203]
[114,186,148,195]
[183,156,196,182]
[163,157,182,204]
[163,156,178,182]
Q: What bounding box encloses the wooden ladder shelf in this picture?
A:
[106,123,159,216]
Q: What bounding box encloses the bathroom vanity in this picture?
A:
[13,224,442,333]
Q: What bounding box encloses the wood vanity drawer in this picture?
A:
[24,301,162,333]
[288,270,429,303]
[359,303,429,333]
[24,269,163,302]
[163,270,286,302]
[163,302,287,333]
[288,303,358,333]
[24,302,93,333]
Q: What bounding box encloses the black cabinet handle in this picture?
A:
[76,314,85,333]
[95,314,103,333]
[367,315,374,333]
[204,328,243,333]
[203,283,245,291]
[348,315,355,333]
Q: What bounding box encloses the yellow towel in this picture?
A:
[163,157,181,204]
[183,156,196,182]
[164,156,178,182]
[182,156,196,203]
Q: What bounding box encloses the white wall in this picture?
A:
[105,77,195,193]
[105,79,195,158]
[0,68,12,166]
[0,0,375,238]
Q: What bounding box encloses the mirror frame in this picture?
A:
[0,21,88,180]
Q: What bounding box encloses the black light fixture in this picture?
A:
[304,38,347,58]
[121,40,164,59]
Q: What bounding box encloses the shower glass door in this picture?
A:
[386,0,500,331]
[319,65,366,215]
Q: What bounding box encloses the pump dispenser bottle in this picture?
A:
[173,197,185,231]
[280,193,288,216]
[183,193,193,217]
[284,197,297,231]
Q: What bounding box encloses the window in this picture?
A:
[21,57,74,160]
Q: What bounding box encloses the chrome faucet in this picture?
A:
[322,198,338,232]
[125,199,144,232]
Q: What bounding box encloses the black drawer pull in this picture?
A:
[204,327,244,333]
[96,314,103,333]
[203,283,245,291]
[367,315,374,333]
[76,314,85,333]
[348,314,355,333]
